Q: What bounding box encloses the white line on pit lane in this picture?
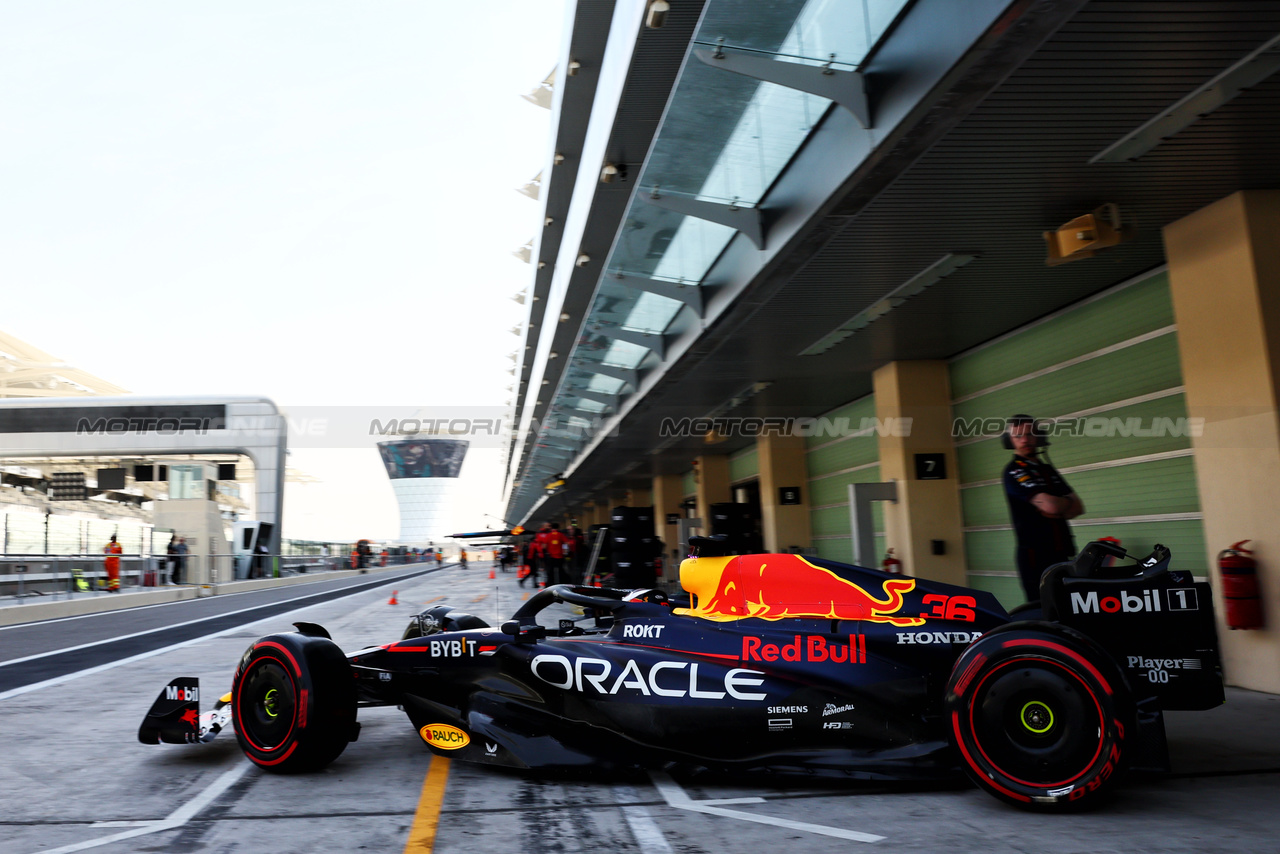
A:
[28,761,254,854]
[615,785,674,854]
[648,771,885,843]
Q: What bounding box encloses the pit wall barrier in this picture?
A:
[0,554,430,627]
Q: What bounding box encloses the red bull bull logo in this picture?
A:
[675,554,925,626]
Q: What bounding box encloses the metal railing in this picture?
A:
[0,551,425,603]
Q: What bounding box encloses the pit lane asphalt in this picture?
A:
[0,562,442,694]
[3,560,1280,854]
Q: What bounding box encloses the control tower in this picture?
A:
[377,438,469,542]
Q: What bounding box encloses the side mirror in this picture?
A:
[501,620,546,642]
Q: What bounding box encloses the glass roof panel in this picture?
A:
[587,374,625,394]
[696,0,907,65]
[647,214,737,283]
[531,0,914,493]
[867,0,910,43]
[601,339,649,370]
[622,291,684,335]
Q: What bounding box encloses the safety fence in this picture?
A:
[0,552,426,603]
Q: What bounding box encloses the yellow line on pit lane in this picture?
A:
[404,756,451,854]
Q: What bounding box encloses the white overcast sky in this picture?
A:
[1,0,567,541]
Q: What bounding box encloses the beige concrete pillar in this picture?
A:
[627,487,653,506]
[1165,189,1280,693]
[873,361,967,585]
[757,434,811,553]
[652,474,685,579]
[694,454,731,528]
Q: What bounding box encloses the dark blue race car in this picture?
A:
[140,539,1224,810]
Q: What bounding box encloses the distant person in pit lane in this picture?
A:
[539,523,569,586]
[166,535,179,584]
[1002,414,1084,602]
[103,534,123,592]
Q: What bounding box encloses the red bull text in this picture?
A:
[742,634,867,664]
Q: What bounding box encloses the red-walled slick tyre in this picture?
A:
[945,622,1133,810]
[232,632,357,773]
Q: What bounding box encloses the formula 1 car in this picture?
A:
[139,539,1224,810]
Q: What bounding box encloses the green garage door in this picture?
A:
[805,394,884,564]
[950,267,1205,607]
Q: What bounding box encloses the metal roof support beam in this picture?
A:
[590,362,640,389]
[613,272,703,317]
[641,190,765,250]
[592,325,666,360]
[692,45,870,128]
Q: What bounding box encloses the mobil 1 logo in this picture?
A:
[1069,586,1199,615]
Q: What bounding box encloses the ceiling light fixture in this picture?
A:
[800,253,978,356]
[1092,32,1280,163]
[646,0,669,28]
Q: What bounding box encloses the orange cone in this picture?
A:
[388,590,398,605]
[488,567,496,580]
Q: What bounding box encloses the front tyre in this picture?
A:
[233,632,357,773]
[945,622,1133,810]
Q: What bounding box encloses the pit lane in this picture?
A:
[2,560,1278,854]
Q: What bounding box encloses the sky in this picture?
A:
[1,0,567,541]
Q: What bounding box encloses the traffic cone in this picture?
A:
[489,567,496,580]
[388,590,398,605]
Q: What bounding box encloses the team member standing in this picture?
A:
[519,537,541,588]
[1002,415,1084,602]
[103,534,123,592]
[538,523,569,586]
[175,536,189,583]
[166,535,179,584]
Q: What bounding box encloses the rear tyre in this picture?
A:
[945,622,1133,810]
[233,632,356,772]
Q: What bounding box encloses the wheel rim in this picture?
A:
[1019,700,1054,735]
[237,659,297,751]
[970,660,1104,788]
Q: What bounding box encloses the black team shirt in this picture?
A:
[1002,455,1076,558]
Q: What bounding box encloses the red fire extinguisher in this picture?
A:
[1219,540,1264,630]
[882,548,902,574]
